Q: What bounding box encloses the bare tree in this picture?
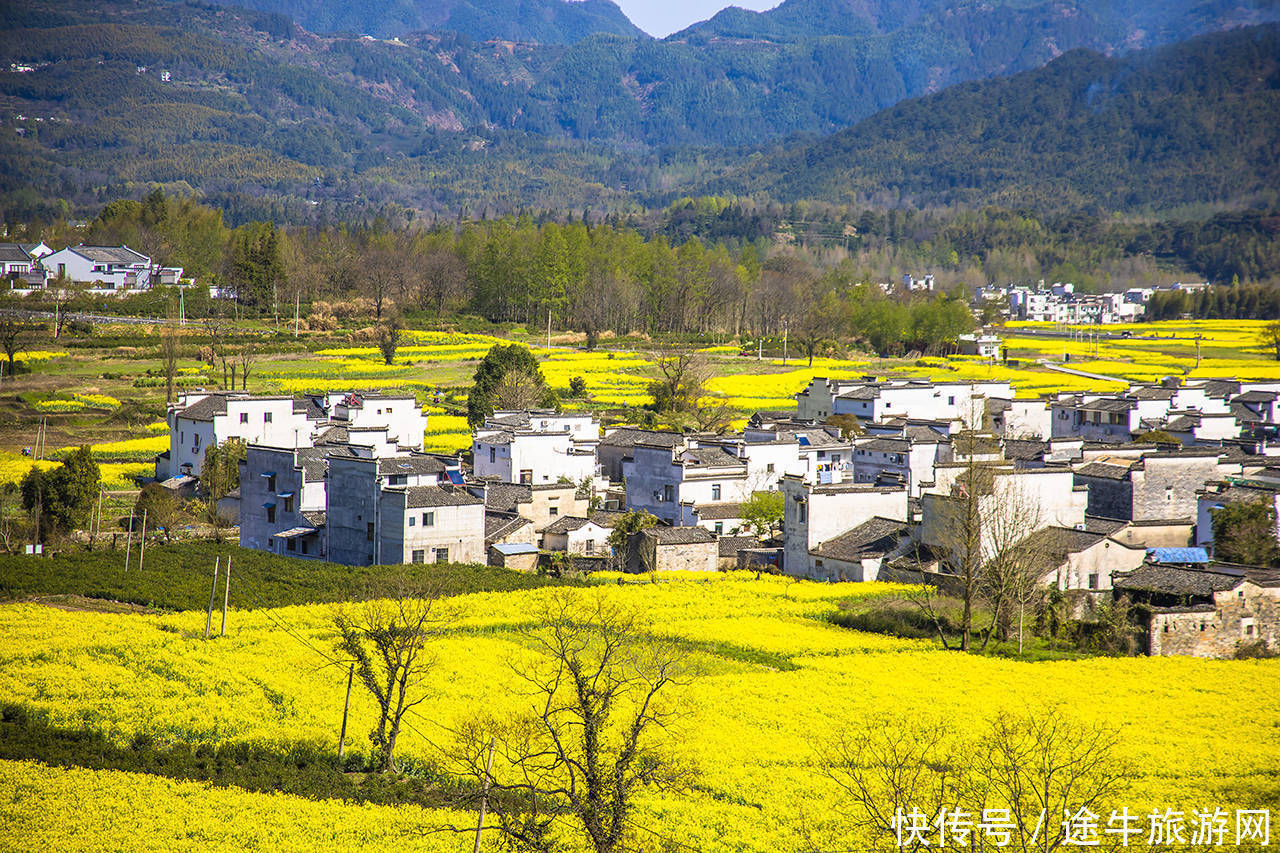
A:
[417,249,466,320]
[332,588,440,773]
[914,424,1055,652]
[822,708,1128,853]
[160,323,182,404]
[648,351,709,415]
[451,592,691,853]
[822,716,962,853]
[237,342,257,390]
[0,296,36,377]
[972,709,1128,853]
[493,366,546,411]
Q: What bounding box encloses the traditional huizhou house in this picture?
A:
[626,525,718,573]
[1113,561,1280,658]
[1012,524,1146,592]
[807,517,910,582]
[541,510,625,556]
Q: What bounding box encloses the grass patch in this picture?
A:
[0,542,580,611]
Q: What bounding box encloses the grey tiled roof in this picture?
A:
[378,455,447,476]
[403,485,484,508]
[542,515,592,534]
[859,438,910,453]
[813,517,907,561]
[679,446,744,469]
[176,394,229,422]
[645,526,717,545]
[1075,461,1132,480]
[1002,439,1048,460]
[600,428,684,448]
[485,511,531,542]
[1016,526,1109,562]
[0,244,31,262]
[483,483,532,512]
[75,245,149,264]
[1113,564,1244,597]
[1083,516,1129,535]
[719,534,760,557]
[301,510,327,527]
[695,502,745,520]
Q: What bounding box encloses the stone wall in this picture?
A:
[654,541,718,572]
[1148,582,1280,657]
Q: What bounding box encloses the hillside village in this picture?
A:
[152,363,1280,660]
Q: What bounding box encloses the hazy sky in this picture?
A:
[615,1,782,38]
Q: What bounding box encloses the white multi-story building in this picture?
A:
[472,410,600,485]
[623,441,749,527]
[160,391,433,480]
[780,474,910,581]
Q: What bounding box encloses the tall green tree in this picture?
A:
[467,343,550,427]
[20,446,99,541]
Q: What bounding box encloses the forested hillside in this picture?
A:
[201,0,646,42]
[727,24,1280,210]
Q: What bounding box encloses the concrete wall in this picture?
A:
[1075,474,1133,521]
[1049,539,1146,591]
[239,446,318,556]
[1149,583,1280,657]
[327,457,381,566]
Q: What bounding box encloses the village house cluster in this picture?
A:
[156,365,1280,659]
[1,242,187,295]
[977,279,1210,324]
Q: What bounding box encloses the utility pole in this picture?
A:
[123,511,134,571]
[137,508,148,571]
[91,489,103,549]
[337,663,354,762]
[293,292,300,338]
[205,558,220,640]
[472,738,496,853]
[220,556,231,637]
[546,307,551,350]
[179,287,185,326]
[782,319,789,365]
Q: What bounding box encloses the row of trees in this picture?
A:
[56,192,1280,347]
[334,584,1128,853]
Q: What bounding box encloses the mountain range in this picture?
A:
[0,0,1277,223]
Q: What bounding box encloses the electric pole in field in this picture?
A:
[337,663,354,762]
[205,558,220,640]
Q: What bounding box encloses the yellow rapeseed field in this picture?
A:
[1,575,1277,852]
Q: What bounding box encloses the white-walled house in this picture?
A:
[851,433,950,496]
[624,442,749,526]
[239,444,343,558]
[796,378,1013,427]
[324,392,430,451]
[472,410,600,485]
[780,474,910,581]
[164,392,321,478]
[918,465,1089,562]
[41,244,152,291]
[326,453,483,566]
[541,511,624,556]
[987,397,1052,439]
[160,391,434,480]
[740,424,855,484]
